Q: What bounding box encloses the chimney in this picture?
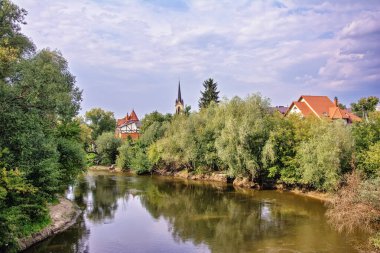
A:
[334,97,338,107]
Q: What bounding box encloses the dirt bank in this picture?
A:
[89,165,123,172]
[155,169,230,183]
[154,169,333,202]
[288,189,333,202]
[18,198,81,251]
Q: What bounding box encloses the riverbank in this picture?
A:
[154,168,333,202]
[87,166,332,202]
[89,165,124,172]
[18,198,81,252]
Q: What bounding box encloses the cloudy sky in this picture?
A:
[13,0,380,118]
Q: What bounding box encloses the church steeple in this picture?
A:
[175,81,184,114]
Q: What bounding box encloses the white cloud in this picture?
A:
[13,0,380,116]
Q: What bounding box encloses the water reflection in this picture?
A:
[24,171,361,253]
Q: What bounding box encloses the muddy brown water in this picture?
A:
[23,171,366,253]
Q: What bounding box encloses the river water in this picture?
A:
[24,171,365,253]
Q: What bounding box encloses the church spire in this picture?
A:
[175,81,184,114]
[177,81,183,104]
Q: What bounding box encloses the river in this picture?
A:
[24,171,365,253]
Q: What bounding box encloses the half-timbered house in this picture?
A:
[115,110,141,140]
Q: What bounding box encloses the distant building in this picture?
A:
[175,81,184,114]
[377,105,380,111]
[115,110,141,140]
[285,95,361,123]
[272,106,288,115]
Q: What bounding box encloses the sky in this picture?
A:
[13,0,380,118]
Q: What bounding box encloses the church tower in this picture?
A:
[175,81,184,114]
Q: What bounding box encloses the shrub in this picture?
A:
[57,138,86,188]
[95,132,122,165]
[117,141,152,174]
[86,153,98,167]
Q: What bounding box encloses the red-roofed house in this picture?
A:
[285,95,361,123]
[115,110,141,140]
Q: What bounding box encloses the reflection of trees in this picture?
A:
[137,178,328,253]
[86,174,130,223]
[25,174,343,253]
[23,216,90,253]
[73,174,90,209]
[73,172,130,223]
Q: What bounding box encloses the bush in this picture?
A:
[327,173,375,233]
[57,138,86,188]
[86,153,98,167]
[95,132,122,165]
[117,141,152,174]
[296,120,353,191]
[0,169,50,252]
[116,141,134,169]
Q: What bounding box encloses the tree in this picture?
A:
[198,78,220,109]
[352,112,380,178]
[95,132,122,165]
[85,108,116,141]
[351,96,379,121]
[215,95,272,179]
[0,1,85,251]
[296,121,353,191]
[0,0,35,79]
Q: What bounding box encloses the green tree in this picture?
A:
[0,0,35,79]
[0,169,49,252]
[296,120,353,191]
[352,112,380,178]
[351,96,379,121]
[95,132,122,165]
[0,1,85,251]
[198,78,220,109]
[215,95,272,180]
[85,108,116,141]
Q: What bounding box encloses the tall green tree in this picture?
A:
[0,0,35,79]
[198,78,220,109]
[0,2,85,251]
[351,96,379,121]
[85,108,116,141]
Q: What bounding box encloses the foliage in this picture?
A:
[0,0,35,79]
[116,141,152,174]
[351,96,379,120]
[262,114,301,184]
[327,172,380,251]
[352,112,380,177]
[85,108,116,141]
[95,132,122,165]
[0,1,85,250]
[296,120,353,191]
[86,153,98,167]
[215,95,272,179]
[0,169,50,252]
[198,78,220,109]
[56,138,86,187]
[116,140,134,170]
[139,111,171,147]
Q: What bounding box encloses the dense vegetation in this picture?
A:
[0,1,85,251]
[90,94,380,249]
[1,0,379,251]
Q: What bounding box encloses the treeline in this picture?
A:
[0,1,85,252]
[96,95,378,190]
[90,93,379,249]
